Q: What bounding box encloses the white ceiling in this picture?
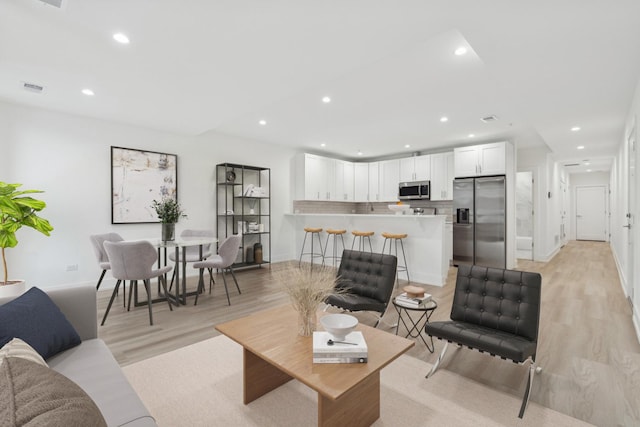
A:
[2,0,640,174]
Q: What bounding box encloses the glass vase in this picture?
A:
[297,310,317,336]
[161,223,175,241]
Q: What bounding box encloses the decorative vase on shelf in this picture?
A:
[162,223,176,242]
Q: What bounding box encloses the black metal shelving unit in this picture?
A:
[216,163,270,269]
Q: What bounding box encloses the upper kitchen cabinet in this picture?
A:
[430,151,454,200]
[454,142,507,177]
[334,159,354,201]
[399,155,431,182]
[295,153,355,201]
[379,159,400,201]
[295,153,333,200]
[368,162,380,202]
[353,162,369,202]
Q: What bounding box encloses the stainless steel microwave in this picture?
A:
[398,180,430,200]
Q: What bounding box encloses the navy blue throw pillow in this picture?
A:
[0,287,81,359]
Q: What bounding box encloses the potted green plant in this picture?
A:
[0,182,54,293]
[151,197,186,241]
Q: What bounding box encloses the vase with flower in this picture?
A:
[151,198,187,241]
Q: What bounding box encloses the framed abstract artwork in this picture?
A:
[111,146,178,224]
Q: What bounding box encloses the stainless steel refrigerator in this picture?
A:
[453,176,506,269]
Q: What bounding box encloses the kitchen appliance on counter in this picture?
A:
[453,176,506,268]
[399,181,430,200]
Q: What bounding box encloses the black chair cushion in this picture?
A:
[328,250,397,314]
[325,293,386,313]
[425,320,537,362]
[451,264,541,342]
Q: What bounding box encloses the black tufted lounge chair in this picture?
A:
[425,264,542,418]
[325,250,397,327]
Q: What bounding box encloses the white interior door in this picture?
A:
[576,186,607,241]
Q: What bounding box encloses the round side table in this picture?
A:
[392,298,437,352]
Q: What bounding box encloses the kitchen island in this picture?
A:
[285,213,448,286]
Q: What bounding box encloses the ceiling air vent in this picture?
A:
[23,82,44,93]
[38,0,63,8]
[480,115,498,123]
[564,163,580,167]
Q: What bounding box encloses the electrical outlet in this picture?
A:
[66,264,78,272]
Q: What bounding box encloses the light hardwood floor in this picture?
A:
[97,240,640,426]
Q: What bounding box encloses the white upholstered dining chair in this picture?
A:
[102,240,173,326]
[192,234,242,306]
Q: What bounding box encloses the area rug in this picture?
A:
[122,335,592,427]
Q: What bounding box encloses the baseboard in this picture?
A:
[611,245,630,298]
[537,244,560,263]
[634,306,640,345]
[610,244,640,344]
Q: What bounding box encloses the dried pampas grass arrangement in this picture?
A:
[277,265,340,336]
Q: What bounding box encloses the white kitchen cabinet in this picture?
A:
[368,162,380,201]
[430,151,454,200]
[399,155,431,182]
[379,159,400,201]
[304,154,333,200]
[354,162,369,202]
[454,142,506,177]
[334,160,354,201]
[295,153,337,200]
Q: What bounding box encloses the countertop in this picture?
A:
[285,213,447,219]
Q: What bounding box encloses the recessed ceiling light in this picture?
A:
[454,46,467,56]
[584,162,591,166]
[113,33,130,44]
[81,88,94,96]
[440,116,448,123]
[258,120,267,126]
[587,169,592,172]
[571,126,581,132]
[320,143,326,147]
[468,133,475,138]
[405,144,411,148]
[357,150,363,156]
[322,96,331,103]
[577,145,585,150]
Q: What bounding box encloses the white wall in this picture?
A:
[610,76,640,342]
[0,101,298,289]
[517,146,563,261]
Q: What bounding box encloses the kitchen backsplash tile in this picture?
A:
[292,200,452,220]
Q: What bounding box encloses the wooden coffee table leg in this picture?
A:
[243,348,293,404]
[318,371,380,427]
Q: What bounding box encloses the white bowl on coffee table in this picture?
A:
[320,313,358,341]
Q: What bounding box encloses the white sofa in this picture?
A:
[0,284,156,426]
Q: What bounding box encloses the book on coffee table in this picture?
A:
[312,331,368,364]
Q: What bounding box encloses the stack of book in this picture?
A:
[312,331,368,364]
[395,292,432,308]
